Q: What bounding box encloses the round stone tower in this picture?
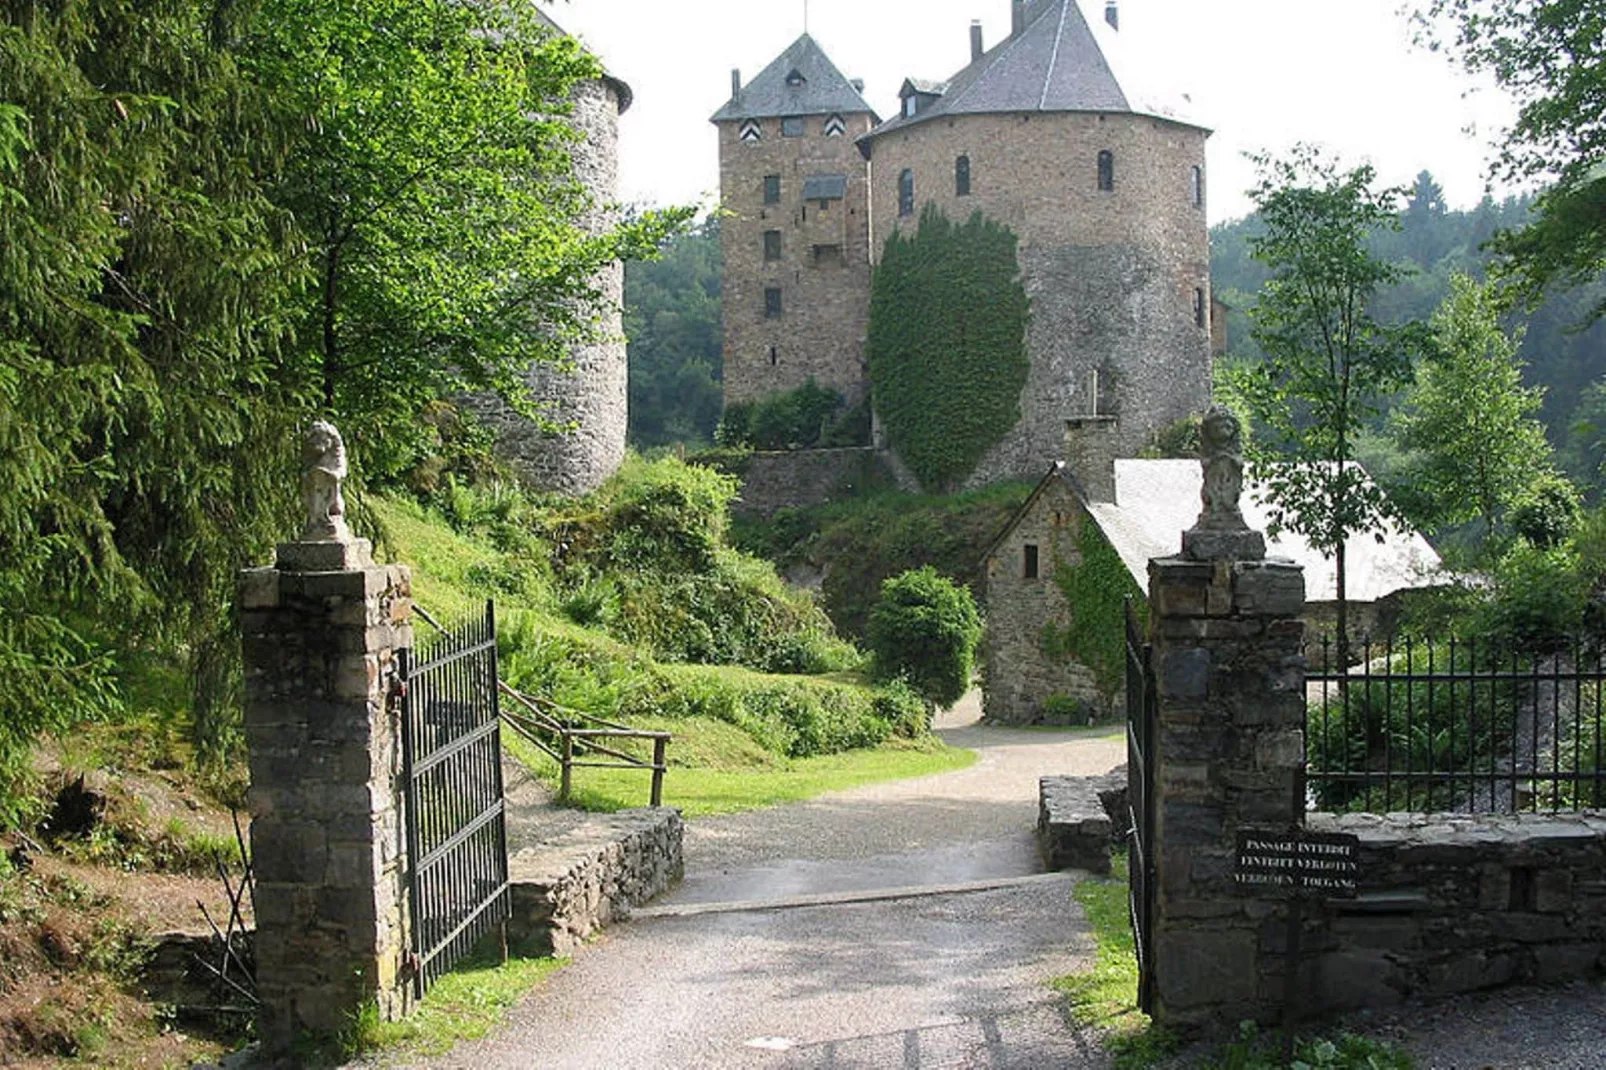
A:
[859,0,1212,488]
[470,17,633,497]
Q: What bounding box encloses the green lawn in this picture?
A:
[505,722,976,817]
[350,953,566,1059]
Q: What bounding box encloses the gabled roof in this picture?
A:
[711,34,877,123]
[985,460,1445,605]
[862,0,1203,143]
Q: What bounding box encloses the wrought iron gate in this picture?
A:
[1124,599,1157,1014]
[398,601,511,997]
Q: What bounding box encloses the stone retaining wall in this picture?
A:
[507,807,684,957]
[1037,775,1115,874]
[1301,812,1606,1010]
[729,448,909,517]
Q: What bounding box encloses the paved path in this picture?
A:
[393,696,1126,1069]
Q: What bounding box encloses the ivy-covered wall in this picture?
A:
[981,470,1146,725]
[867,206,1030,492]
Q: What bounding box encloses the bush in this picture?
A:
[867,567,982,709]
[714,380,847,450]
[1510,475,1581,548]
[1478,541,1586,649]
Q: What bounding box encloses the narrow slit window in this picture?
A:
[1191,165,1204,208]
[1098,150,1115,192]
[956,155,971,197]
[1023,544,1040,580]
[898,168,915,217]
[769,345,779,366]
[1195,288,1207,328]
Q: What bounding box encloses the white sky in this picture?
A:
[542,0,1520,225]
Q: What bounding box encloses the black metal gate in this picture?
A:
[398,601,511,997]
[1124,598,1157,1014]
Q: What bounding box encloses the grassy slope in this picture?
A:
[373,494,975,813]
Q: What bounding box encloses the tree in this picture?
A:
[1418,0,1606,321]
[1235,148,1434,654]
[625,216,724,448]
[0,0,307,810]
[866,568,982,710]
[1392,274,1553,542]
[867,206,1030,491]
[245,0,688,479]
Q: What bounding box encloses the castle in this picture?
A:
[714,0,1214,487]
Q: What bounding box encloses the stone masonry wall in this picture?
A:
[728,447,906,518]
[470,78,627,497]
[1300,812,1606,1010]
[719,112,876,408]
[982,477,1104,724]
[867,112,1212,486]
[239,563,414,1049]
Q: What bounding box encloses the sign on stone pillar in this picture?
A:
[239,422,415,1052]
[1144,406,1307,1029]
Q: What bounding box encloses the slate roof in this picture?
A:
[986,460,1445,606]
[862,0,1203,143]
[711,34,877,123]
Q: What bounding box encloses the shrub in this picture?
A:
[1510,475,1581,548]
[714,380,847,450]
[1478,541,1586,650]
[867,567,982,709]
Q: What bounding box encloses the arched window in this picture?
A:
[956,155,971,197]
[1097,150,1115,192]
[898,169,915,217]
[1191,165,1204,208]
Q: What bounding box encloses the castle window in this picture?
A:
[1191,165,1204,208]
[956,155,971,197]
[763,174,781,205]
[769,345,779,366]
[903,96,918,118]
[785,68,806,87]
[1195,288,1207,328]
[1023,544,1040,580]
[1098,150,1115,192]
[765,287,783,318]
[763,230,782,261]
[781,116,805,137]
[813,244,843,265]
[740,119,762,143]
[898,168,915,217]
[824,113,847,137]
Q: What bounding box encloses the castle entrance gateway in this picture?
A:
[398,601,512,997]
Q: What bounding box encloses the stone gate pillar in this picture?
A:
[238,422,414,1053]
[1146,407,1307,1028]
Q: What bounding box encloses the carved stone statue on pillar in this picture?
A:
[276,421,374,572]
[1181,406,1266,561]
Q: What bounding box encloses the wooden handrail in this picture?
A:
[415,603,671,806]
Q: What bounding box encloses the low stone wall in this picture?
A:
[1302,811,1606,1010]
[1037,776,1115,874]
[727,448,909,517]
[507,808,684,957]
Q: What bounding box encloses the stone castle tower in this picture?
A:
[717,0,1213,488]
[711,37,878,407]
[470,11,634,497]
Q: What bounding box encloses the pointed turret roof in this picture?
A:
[711,34,876,123]
[533,8,632,113]
[862,0,1203,143]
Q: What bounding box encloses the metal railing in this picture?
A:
[1306,633,1606,815]
[414,606,670,808]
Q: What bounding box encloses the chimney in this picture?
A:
[731,68,742,100]
[1105,1,1119,30]
[1064,372,1118,503]
[970,20,984,61]
[1011,0,1025,37]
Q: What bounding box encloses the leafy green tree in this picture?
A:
[1392,274,1553,541]
[867,567,982,710]
[245,0,688,478]
[0,0,307,810]
[1418,0,1606,321]
[1235,148,1434,652]
[625,217,724,448]
[868,206,1030,491]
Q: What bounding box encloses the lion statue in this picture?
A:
[300,420,351,542]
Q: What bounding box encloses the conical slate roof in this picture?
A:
[711,34,876,123]
[862,0,1202,142]
[532,7,633,113]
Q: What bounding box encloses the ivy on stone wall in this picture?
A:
[1043,516,1145,700]
[867,206,1030,491]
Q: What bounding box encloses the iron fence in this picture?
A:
[1306,633,1606,815]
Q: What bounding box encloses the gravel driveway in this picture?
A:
[386,696,1126,1069]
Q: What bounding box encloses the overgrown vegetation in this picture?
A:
[1047,517,1146,705]
[715,379,870,451]
[867,568,982,710]
[732,481,1033,640]
[867,206,1030,491]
